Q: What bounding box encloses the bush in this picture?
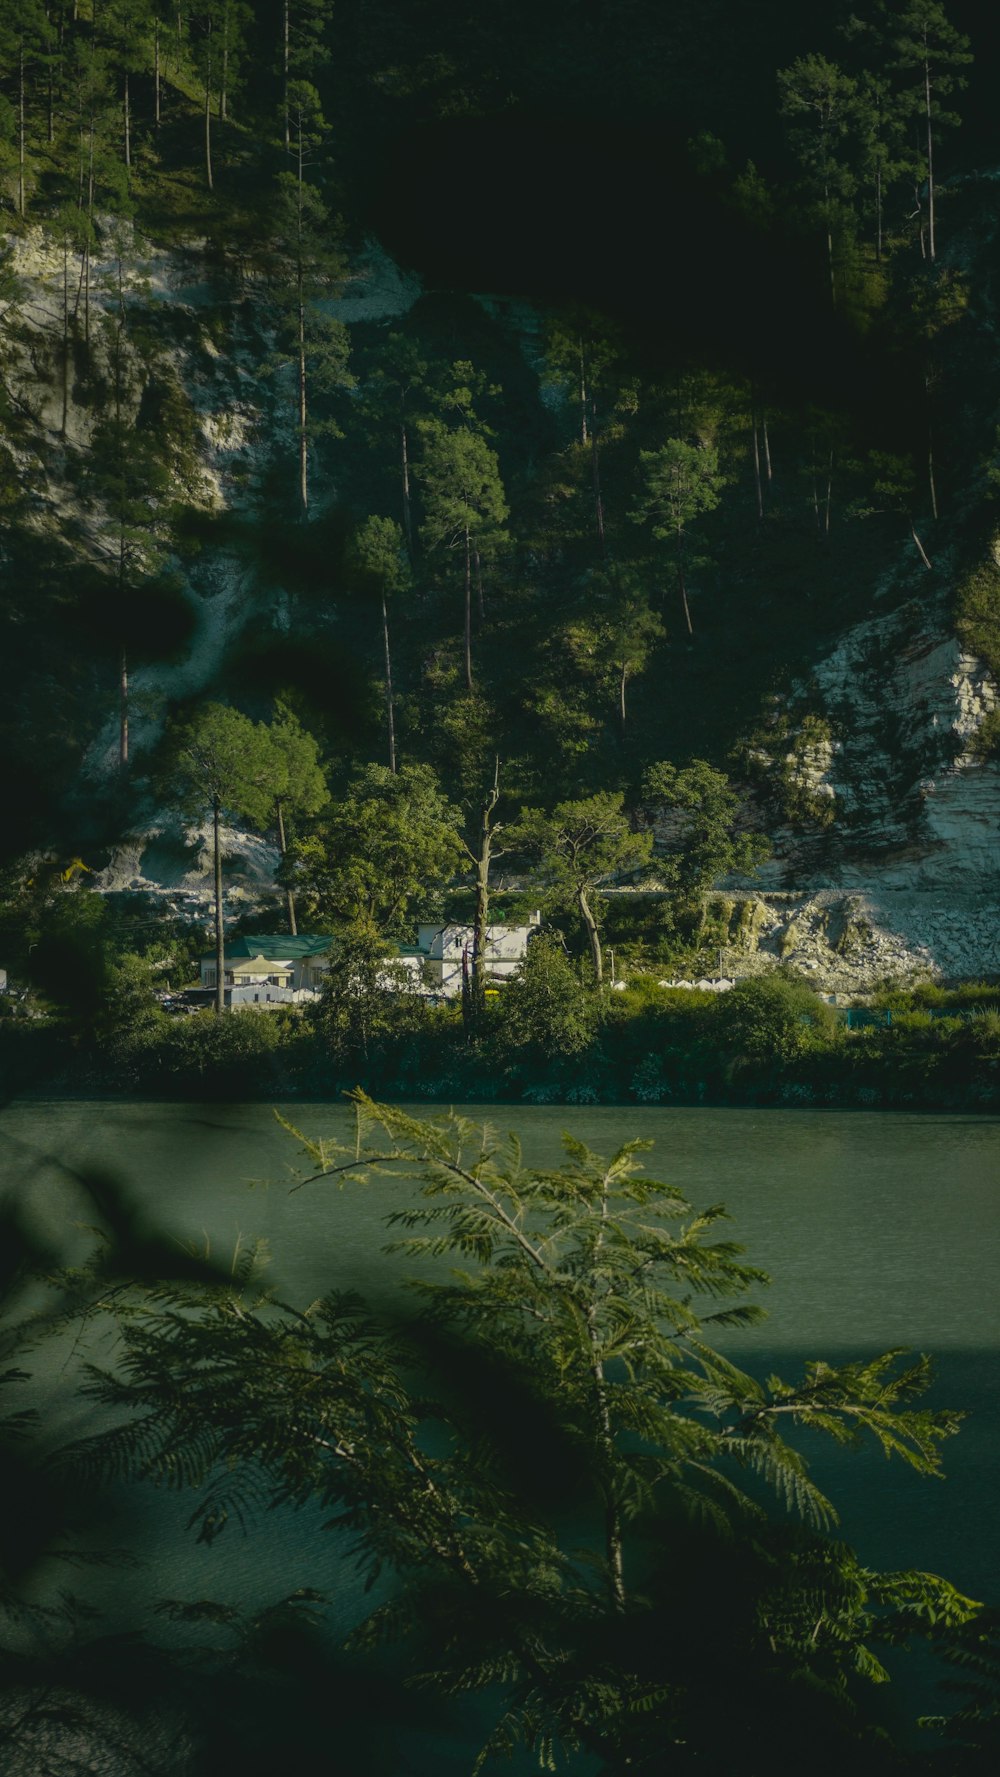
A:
[155,1009,289,1095]
[492,936,598,1068]
[955,556,1000,682]
[718,974,836,1064]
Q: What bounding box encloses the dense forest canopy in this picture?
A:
[1,0,995,867]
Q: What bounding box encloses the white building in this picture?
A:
[408,914,541,999]
[198,916,541,1007]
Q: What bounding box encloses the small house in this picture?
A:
[411,914,541,998]
[199,934,334,1007]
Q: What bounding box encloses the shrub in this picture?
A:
[719,974,836,1064]
[493,936,598,1065]
[955,555,1000,681]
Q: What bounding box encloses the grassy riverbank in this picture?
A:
[4,974,1000,1110]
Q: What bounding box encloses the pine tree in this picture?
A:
[103,0,152,179]
[0,0,53,217]
[162,705,276,1014]
[285,762,464,934]
[81,240,176,770]
[887,0,972,263]
[278,0,332,150]
[69,29,123,347]
[417,422,508,692]
[641,758,770,901]
[358,333,430,557]
[564,567,665,737]
[239,703,328,935]
[512,792,652,986]
[263,78,351,515]
[632,440,722,637]
[778,53,859,305]
[459,757,507,1031]
[543,308,624,551]
[347,515,411,775]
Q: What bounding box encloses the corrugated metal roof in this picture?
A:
[212,934,334,960]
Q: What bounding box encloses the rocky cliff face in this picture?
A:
[724,573,1000,987]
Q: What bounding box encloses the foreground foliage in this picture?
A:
[39,1096,981,1773]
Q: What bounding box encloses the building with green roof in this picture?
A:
[199,935,334,1003]
[199,915,540,1006]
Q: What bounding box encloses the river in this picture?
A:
[1,1100,998,1762]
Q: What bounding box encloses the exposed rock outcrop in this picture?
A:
[726,577,1000,982]
[706,887,1000,991]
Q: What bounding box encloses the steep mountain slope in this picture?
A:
[4,3,1000,993]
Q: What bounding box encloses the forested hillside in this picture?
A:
[3,0,1000,1008]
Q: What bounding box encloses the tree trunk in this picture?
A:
[463,523,474,692]
[579,339,588,445]
[296,126,308,515]
[220,6,229,121]
[591,396,605,552]
[213,798,226,1015]
[910,521,933,570]
[619,660,628,736]
[204,24,214,190]
[400,422,413,553]
[155,23,161,128]
[588,1176,623,1615]
[875,159,883,262]
[275,799,297,935]
[84,114,95,344]
[123,72,131,175]
[297,300,308,514]
[677,532,694,636]
[467,763,500,1032]
[824,446,834,545]
[18,45,25,218]
[823,173,835,304]
[762,410,772,482]
[474,546,485,620]
[283,0,290,149]
[586,1305,626,1610]
[927,380,939,520]
[381,589,397,774]
[77,107,85,209]
[751,397,763,520]
[61,236,70,440]
[915,180,926,258]
[119,642,129,769]
[578,884,603,986]
[925,50,936,264]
